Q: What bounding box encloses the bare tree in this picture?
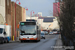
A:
[55,0,75,47]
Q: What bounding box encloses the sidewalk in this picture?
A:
[54,34,65,50]
[9,37,20,43]
[9,40,16,43]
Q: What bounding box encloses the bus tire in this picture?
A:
[21,40,23,43]
[36,40,40,42]
[38,40,40,42]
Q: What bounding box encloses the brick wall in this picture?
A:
[16,4,22,27]
[22,8,26,21]
[5,0,11,25]
[11,2,22,38]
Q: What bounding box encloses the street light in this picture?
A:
[15,0,21,40]
[35,14,39,16]
[35,14,39,21]
[23,7,28,21]
[30,10,35,21]
[24,7,28,11]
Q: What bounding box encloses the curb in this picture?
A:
[54,34,65,50]
[9,40,19,43]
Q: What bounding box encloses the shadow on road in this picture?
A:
[19,40,40,43]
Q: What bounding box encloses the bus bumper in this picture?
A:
[19,38,37,40]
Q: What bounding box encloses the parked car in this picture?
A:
[57,31,61,34]
[41,31,45,33]
[52,29,58,34]
[44,31,48,35]
[49,32,53,35]
[41,32,45,39]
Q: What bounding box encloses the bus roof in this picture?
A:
[19,21,36,25]
[19,21,40,26]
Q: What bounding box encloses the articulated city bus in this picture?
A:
[19,21,41,42]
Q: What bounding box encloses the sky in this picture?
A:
[11,0,55,16]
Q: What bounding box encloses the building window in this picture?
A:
[7,0,9,6]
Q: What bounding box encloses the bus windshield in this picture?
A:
[20,25,36,35]
[0,28,3,34]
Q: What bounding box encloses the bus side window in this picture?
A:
[37,26,38,34]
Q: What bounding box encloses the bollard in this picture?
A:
[13,36,14,41]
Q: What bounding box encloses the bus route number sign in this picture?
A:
[21,23,24,25]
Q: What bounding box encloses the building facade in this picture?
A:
[11,2,26,39]
[38,12,42,16]
[53,2,60,17]
[0,0,26,40]
[26,16,59,30]
[5,0,11,25]
[22,7,26,21]
[0,0,11,25]
[0,0,6,24]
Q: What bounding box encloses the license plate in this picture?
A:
[26,38,30,40]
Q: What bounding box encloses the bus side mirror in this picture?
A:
[4,32,6,35]
[17,24,19,29]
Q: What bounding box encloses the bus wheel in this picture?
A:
[36,40,40,42]
[39,40,40,41]
[21,40,23,43]
[38,40,40,42]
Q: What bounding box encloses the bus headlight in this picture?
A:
[32,35,37,38]
[20,36,24,39]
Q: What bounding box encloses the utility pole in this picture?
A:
[15,0,21,41]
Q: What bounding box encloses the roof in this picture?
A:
[38,17,55,22]
[26,19,37,22]
[43,18,53,22]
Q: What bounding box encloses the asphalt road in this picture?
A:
[0,34,59,50]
